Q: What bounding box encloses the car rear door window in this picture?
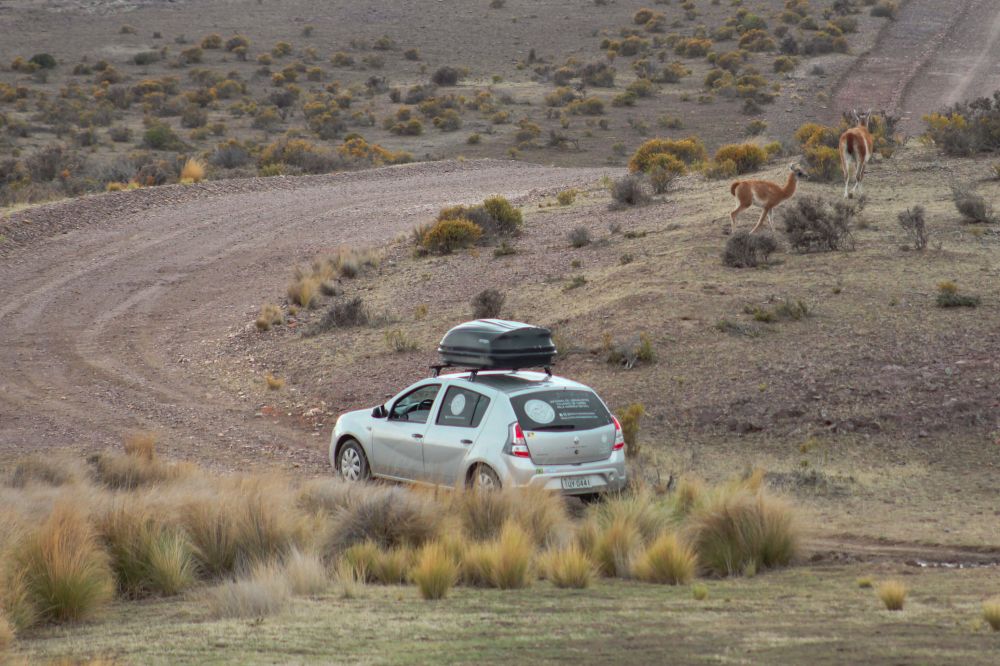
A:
[436,386,491,428]
[511,389,611,431]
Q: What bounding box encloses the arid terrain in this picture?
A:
[2,0,1000,664]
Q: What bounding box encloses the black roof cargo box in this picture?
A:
[437,320,557,370]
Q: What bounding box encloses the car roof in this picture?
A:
[438,370,589,395]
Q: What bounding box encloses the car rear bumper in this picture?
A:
[499,451,627,495]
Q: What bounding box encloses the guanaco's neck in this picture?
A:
[783,172,798,198]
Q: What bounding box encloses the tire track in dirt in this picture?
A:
[806,535,1000,567]
[0,160,609,470]
[835,0,1000,134]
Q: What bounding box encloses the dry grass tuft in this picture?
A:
[7,455,82,488]
[412,542,458,600]
[333,558,365,599]
[371,546,412,585]
[255,303,284,331]
[282,548,328,596]
[686,484,798,577]
[326,486,443,553]
[123,432,158,461]
[877,579,907,611]
[590,487,668,544]
[205,565,290,619]
[14,503,114,623]
[485,522,534,589]
[180,158,206,183]
[265,373,285,390]
[540,544,594,589]
[0,610,12,651]
[287,276,320,308]
[633,532,698,585]
[692,582,708,600]
[983,598,1000,631]
[592,517,642,578]
[95,499,196,597]
[340,541,380,583]
[451,486,570,547]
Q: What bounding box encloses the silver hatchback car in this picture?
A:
[329,370,627,498]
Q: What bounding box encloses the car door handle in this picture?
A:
[460,439,473,445]
[412,434,423,440]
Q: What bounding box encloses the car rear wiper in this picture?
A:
[529,424,577,431]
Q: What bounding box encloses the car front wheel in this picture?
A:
[338,439,370,482]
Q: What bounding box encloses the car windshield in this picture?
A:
[510,389,612,431]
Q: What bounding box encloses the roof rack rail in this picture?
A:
[430,364,553,381]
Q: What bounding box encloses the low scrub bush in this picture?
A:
[8,455,82,488]
[431,66,462,86]
[876,579,906,611]
[713,143,767,174]
[629,137,707,172]
[471,288,504,319]
[568,226,591,248]
[870,1,898,19]
[307,297,370,336]
[633,533,697,585]
[592,518,641,577]
[14,503,114,623]
[371,547,412,585]
[384,329,418,353]
[611,174,651,207]
[418,217,483,254]
[723,231,778,268]
[92,435,192,489]
[469,522,534,590]
[781,195,857,252]
[897,206,928,250]
[557,189,576,205]
[287,276,319,308]
[412,542,458,600]
[618,403,646,457]
[923,91,1000,156]
[936,281,980,308]
[951,185,997,224]
[481,195,524,235]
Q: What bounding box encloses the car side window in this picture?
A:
[389,384,440,424]
[436,386,491,429]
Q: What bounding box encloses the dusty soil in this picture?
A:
[0,160,606,470]
[834,0,1000,133]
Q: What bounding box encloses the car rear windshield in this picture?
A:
[510,389,612,431]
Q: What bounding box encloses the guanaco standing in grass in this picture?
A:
[839,109,874,199]
[729,163,808,234]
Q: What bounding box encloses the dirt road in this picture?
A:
[0,160,608,470]
[835,0,1000,133]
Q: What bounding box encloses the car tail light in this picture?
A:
[612,416,625,451]
[505,422,532,459]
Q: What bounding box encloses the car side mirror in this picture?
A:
[372,404,388,419]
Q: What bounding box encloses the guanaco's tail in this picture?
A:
[730,181,740,196]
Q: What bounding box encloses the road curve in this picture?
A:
[0,160,608,470]
[835,0,1000,134]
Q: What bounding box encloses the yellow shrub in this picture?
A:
[633,532,697,585]
[802,144,842,181]
[877,579,907,611]
[629,137,707,172]
[419,217,483,254]
[713,143,767,174]
[795,122,839,149]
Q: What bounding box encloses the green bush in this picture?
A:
[629,137,706,172]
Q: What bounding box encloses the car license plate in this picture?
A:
[561,476,592,490]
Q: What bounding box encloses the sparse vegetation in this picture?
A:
[611,174,651,207]
[722,231,778,268]
[781,195,857,252]
[471,288,505,319]
[935,281,980,308]
[897,206,928,250]
[983,598,1000,631]
[618,403,645,458]
[951,185,997,224]
[412,542,458,600]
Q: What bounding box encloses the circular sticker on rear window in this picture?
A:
[449,393,467,416]
[524,399,555,425]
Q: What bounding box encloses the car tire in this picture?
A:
[471,464,501,491]
[577,493,604,505]
[338,439,370,483]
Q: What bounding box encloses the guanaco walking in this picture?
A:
[729,163,808,234]
[839,109,874,199]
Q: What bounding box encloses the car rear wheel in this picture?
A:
[471,464,501,491]
[338,439,370,482]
